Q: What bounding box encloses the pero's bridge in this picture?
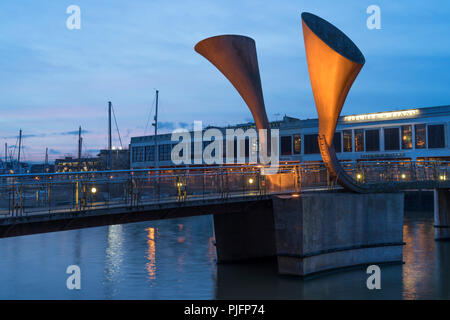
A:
[1,161,449,216]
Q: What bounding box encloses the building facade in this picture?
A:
[55,156,102,172]
[130,105,450,168]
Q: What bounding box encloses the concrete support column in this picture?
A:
[434,189,450,240]
[272,192,404,276]
[213,201,276,263]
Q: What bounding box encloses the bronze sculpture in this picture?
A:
[195,35,271,155]
[302,12,368,192]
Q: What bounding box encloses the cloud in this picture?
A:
[60,130,91,136]
[3,133,46,139]
[158,121,191,131]
[48,149,62,155]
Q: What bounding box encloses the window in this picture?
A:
[244,137,250,158]
[281,136,292,156]
[333,132,342,153]
[222,138,227,160]
[401,125,412,150]
[145,146,155,161]
[428,124,445,149]
[365,129,380,152]
[132,146,144,162]
[354,129,364,152]
[304,134,319,154]
[384,128,400,151]
[293,135,301,154]
[343,130,352,152]
[158,144,172,161]
[415,124,426,149]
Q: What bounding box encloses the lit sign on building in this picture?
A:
[343,109,419,122]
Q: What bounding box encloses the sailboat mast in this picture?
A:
[108,101,112,170]
[45,147,48,171]
[78,126,82,171]
[17,129,22,166]
[154,90,159,169]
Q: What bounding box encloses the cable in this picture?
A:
[144,94,156,136]
[111,105,123,149]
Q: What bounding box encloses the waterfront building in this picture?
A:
[30,163,55,173]
[129,105,450,168]
[97,148,130,170]
[55,156,102,172]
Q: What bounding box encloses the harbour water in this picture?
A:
[0,208,449,300]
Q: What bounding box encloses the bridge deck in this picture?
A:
[0,162,449,238]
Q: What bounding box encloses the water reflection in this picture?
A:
[105,225,124,281]
[146,227,156,280]
[1,210,450,299]
[402,219,437,299]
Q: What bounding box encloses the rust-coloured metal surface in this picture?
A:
[301,12,368,192]
[195,35,270,149]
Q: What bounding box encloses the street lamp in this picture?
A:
[91,187,97,194]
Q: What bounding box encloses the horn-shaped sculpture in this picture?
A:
[195,35,270,155]
[301,12,368,192]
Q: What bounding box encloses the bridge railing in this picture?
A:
[0,160,449,217]
[0,164,305,217]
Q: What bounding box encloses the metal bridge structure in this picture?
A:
[0,161,449,218]
[1,12,447,239]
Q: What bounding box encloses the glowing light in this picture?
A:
[291,193,300,198]
[356,174,362,180]
[401,174,406,179]
[343,109,419,122]
[91,187,97,194]
[248,178,254,184]
[176,182,183,187]
[440,175,447,181]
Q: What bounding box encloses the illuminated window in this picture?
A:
[365,129,380,151]
[293,135,301,154]
[281,136,292,156]
[428,124,445,149]
[415,124,426,149]
[401,125,412,150]
[343,130,352,152]
[304,134,319,154]
[384,128,400,151]
[354,129,364,152]
[333,132,342,153]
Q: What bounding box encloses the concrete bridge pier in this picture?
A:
[213,200,276,263]
[434,189,450,240]
[272,192,405,276]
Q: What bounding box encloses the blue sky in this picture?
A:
[1,0,450,161]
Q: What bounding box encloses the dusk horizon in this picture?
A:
[2,1,450,162]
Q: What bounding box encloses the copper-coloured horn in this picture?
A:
[195,35,270,147]
[301,12,367,192]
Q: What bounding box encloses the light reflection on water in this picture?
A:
[0,210,449,299]
[145,227,156,281]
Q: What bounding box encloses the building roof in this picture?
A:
[130,105,450,142]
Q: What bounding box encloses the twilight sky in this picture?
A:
[1,0,450,162]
